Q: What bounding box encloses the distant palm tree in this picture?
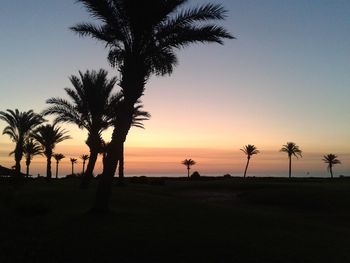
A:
[43,69,117,186]
[0,109,44,177]
[80,154,89,174]
[322,154,341,179]
[182,159,196,179]
[72,0,233,212]
[23,139,42,177]
[32,124,70,179]
[53,153,65,179]
[240,144,260,178]
[70,158,78,175]
[280,142,302,178]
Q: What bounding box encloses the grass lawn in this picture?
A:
[1,177,350,262]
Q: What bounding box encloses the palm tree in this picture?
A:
[23,139,42,177]
[182,159,196,178]
[72,0,233,212]
[240,144,259,178]
[322,154,341,179]
[0,109,44,177]
[53,153,65,179]
[80,154,89,174]
[280,142,302,178]
[32,124,70,179]
[70,158,78,175]
[43,69,117,187]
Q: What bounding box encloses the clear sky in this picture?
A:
[0,0,349,177]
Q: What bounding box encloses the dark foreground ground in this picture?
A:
[1,177,350,263]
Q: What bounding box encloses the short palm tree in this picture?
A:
[280,142,302,178]
[53,153,65,179]
[80,154,89,174]
[32,124,71,179]
[72,0,233,212]
[70,158,78,175]
[23,138,42,177]
[322,154,341,179]
[0,109,44,177]
[182,159,196,178]
[240,144,260,178]
[43,69,117,186]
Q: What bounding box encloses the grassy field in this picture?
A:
[1,177,350,263]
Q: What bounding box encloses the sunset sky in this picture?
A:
[0,1,349,177]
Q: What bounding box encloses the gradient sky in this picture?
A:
[0,1,349,177]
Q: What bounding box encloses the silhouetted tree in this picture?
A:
[23,139,42,177]
[32,124,70,179]
[43,69,117,187]
[72,0,233,212]
[280,142,302,178]
[322,154,341,179]
[107,100,151,180]
[70,158,77,175]
[53,153,65,179]
[182,159,196,178]
[0,109,44,177]
[80,154,89,174]
[240,144,259,178]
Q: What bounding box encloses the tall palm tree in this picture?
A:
[182,159,196,178]
[80,154,89,174]
[43,69,117,186]
[53,153,65,179]
[72,0,233,212]
[240,144,259,178]
[23,139,42,177]
[70,158,78,175]
[32,124,71,179]
[280,142,302,179]
[322,154,341,179]
[0,109,44,177]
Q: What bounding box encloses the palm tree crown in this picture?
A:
[71,0,234,102]
[0,109,44,175]
[322,154,341,178]
[241,145,260,159]
[280,142,302,158]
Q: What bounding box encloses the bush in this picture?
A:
[223,174,232,178]
[190,171,201,180]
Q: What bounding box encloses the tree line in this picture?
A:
[182,143,342,179]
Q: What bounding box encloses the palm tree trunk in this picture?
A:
[47,156,52,179]
[14,145,22,178]
[55,162,59,179]
[330,165,333,179]
[72,163,74,175]
[243,157,250,178]
[187,167,190,178]
[80,148,98,188]
[26,164,29,178]
[118,142,124,180]
[92,102,134,213]
[288,155,292,179]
